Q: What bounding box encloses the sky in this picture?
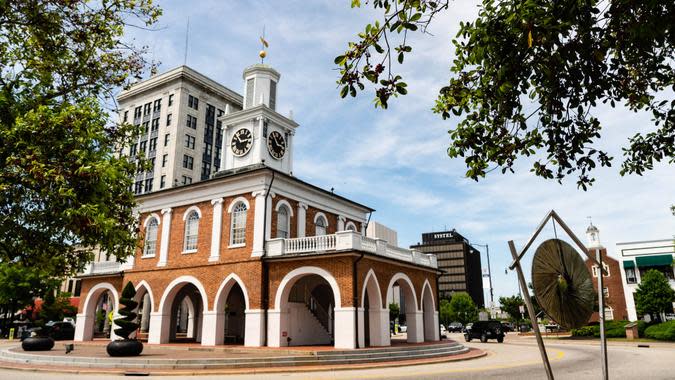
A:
[124,0,675,305]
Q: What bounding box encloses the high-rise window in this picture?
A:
[149,137,157,152]
[143,217,159,257]
[123,111,129,123]
[153,99,161,113]
[143,102,151,115]
[144,178,153,192]
[129,144,137,157]
[162,154,168,167]
[188,95,199,110]
[168,94,174,106]
[166,113,172,126]
[134,181,143,194]
[183,155,193,170]
[201,162,211,180]
[134,106,142,118]
[186,115,197,129]
[230,202,247,245]
[164,133,170,147]
[160,175,166,189]
[183,210,199,251]
[182,175,192,185]
[151,118,159,131]
[148,157,155,171]
[185,134,195,149]
[142,121,149,133]
[139,141,147,154]
[204,143,212,157]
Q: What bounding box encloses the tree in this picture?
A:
[0,1,162,274]
[388,302,400,322]
[113,282,140,340]
[448,291,478,325]
[634,269,675,322]
[499,295,525,322]
[439,298,452,326]
[0,262,61,327]
[39,292,77,324]
[337,1,674,189]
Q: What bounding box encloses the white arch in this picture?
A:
[360,269,384,309]
[213,273,250,311]
[313,212,329,226]
[82,282,120,316]
[134,280,155,311]
[227,196,250,213]
[275,199,294,217]
[274,266,342,309]
[143,213,161,228]
[158,275,209,315]
[385,272,419,311]
[345,221,357,232]
[420,279,435,310]
[182,205,202,221]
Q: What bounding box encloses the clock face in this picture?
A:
[267,130,286,160]
[231,128,253,156]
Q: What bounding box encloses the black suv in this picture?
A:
[464,320,504,343]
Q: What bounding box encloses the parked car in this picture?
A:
[464,320,505,343]
[20,321,75,341]
[463,323,473,332]
[448,322,464,332]
[440,324,447,336]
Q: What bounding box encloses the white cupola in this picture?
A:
[243,64,280,110]
[586,222,602,249]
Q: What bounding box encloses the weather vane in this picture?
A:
[259,26,269,63]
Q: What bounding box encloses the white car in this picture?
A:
[440,324,447,335]
[399,324,407,333]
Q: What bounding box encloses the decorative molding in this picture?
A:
[227,196,250,213]
[182,205,202,220]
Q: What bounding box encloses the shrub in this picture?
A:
[571,325,596,337]
[644,321,675,341]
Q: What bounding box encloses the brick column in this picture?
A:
[157,208,172,267]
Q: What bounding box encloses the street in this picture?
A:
[1,333,673,379]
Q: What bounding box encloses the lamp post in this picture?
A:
[473,243,494,307]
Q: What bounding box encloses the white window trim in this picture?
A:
[592,263,610,278]
[182,205,202,220]
[229,200,248,246]
[275,199,295,217]
[227,196,250,213]
[142,214,160,258]
[345,221,357,232]
[182,209,200,253]
[313,212,329,227]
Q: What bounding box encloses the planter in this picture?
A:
[21,336,55,351]
[106,339,143,357]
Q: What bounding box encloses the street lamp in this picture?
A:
[472,243,494,307]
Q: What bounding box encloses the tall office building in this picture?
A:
[118,66,244,194]
[411,230,485,307]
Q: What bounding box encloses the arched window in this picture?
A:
[230,202,247,245]
[315,215,327,236]
[143,218,159,257]
[183,211,200,251]
[345,222,357,232]
[277,205,290,238]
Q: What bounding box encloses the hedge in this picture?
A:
[570,320,648,338]
[644,321,675,341]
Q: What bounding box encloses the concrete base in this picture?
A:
[244,309,265,347]
[334,307,356,349]
[406,311,424,343]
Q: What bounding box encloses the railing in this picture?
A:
[88,261,122,274]
[266,231,437,269]
[285,234,336,254]
[305,288,331,333]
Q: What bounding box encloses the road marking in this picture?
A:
[301,349,566,379]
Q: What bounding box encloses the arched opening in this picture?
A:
[386,274,422,343]
[273,268,342,347]
[421,281,438,341]
[74,283,119,342]
[361,270,387,347]
[212,275,250,346]
[156,277,208,344]
[133,282,154,341]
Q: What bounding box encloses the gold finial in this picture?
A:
[259,26,269,63]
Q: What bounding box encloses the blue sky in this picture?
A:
[126,0,675,304]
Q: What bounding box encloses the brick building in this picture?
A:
[584,223,628,322]
[74,62,441,349]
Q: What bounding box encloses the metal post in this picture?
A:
[596,248,608,380]
[509,240,554,380]
[486,244,494,307]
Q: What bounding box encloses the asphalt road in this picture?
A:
[1,333,673,379]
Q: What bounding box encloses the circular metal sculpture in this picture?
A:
[532,239,595,329]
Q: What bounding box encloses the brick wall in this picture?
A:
[585,248,629,321]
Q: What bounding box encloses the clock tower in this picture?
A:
[218,63,298,175]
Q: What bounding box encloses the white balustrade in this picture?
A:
[88,261,122,274]
[266,231,437,269]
